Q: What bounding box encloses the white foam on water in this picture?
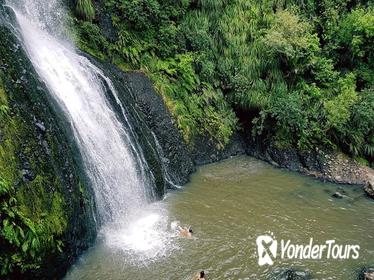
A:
[105,214,164,251]
[101,205,178,263]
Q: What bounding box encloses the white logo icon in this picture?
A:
[256,233,278,266]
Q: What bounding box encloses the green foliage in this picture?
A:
[75,21,108,59]
[336,7,374,88]
[109,0,162,31]
[263,10,320,73]
[339,8,374,58]
[100,0,238,146]
[75,0,95,21]
[324,74,358,131]
[0,76,9,119]
[73,0,374,160]
[0,172,67,275]
[338,89,374,157]
[146,53,237,146]
[0,177,65,275]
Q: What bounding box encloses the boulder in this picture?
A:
[358,267,374,280]
[271,268,312,280]
[364,181,374,199]
[332,191,344,199]
[365,272,374,280]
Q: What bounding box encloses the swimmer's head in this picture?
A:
[189,228,193,234]
[200,271,205,278]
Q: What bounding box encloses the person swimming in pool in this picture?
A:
[171,221,193,238]
[178,226,193,238]
[192,271,206,280]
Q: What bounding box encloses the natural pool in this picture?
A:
[65,156,374,280]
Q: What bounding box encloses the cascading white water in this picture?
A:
[7,0,157,230]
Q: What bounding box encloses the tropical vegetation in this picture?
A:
[73,0,373,162]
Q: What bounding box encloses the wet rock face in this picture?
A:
[92,60,195,190]
[118,71,195,185]
[190,133,246,165]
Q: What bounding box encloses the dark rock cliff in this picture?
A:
[190,133,246,166]
[94,62,195,188]
[115,71,195,186]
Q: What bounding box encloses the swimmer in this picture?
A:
[178,227,193,238]
[192,271,206,280]
[171,221,193,238]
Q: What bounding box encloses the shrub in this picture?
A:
[76,0,95,21]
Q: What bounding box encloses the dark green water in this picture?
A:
[65,156,374,280]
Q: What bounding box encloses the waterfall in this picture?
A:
[7,0,157,228]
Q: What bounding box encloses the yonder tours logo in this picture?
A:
[256,233,360,266]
